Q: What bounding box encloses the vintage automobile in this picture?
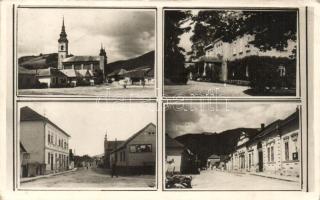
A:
[165,175,192,189]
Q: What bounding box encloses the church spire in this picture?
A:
[58,16,68,43]
[99,43,106,56]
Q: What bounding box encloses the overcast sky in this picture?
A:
[19,102,156,156]
[165,103,298,138]
[17,8,155,62]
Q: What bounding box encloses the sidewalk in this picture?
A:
[249,172,300,182]
[223,170,299,182]
[20,168,77,183]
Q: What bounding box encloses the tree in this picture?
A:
[190,10,297,56]
[164,10,191,84]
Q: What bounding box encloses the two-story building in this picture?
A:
[226,108,300,178]
[188,34,296,88]
[20,106,71,177]
[109,123,156,174]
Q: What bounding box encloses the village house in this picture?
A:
[187,34,296,89]
[206,154,220,168]
[109,123,156,174]
[20,106,71,177]
[226,108,300,178]
[165,134,197,174]
[18,67,38,89]
[36,67,68,88]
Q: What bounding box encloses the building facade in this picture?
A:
[36,67,68,88]
[57,19,107,85]
[226,108,300,178]
[109,123,156,174]
[188,34,296,88]
[20,106,71,177]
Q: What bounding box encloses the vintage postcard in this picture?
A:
[163,9,299,97]
[17,102,157,190]
[164,103,302,190]
[17,7,156,98]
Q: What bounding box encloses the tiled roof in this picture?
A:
[20,142,27,152]
[20,106,71,137]
[107,68,127,77]
[123,67,151,78]
[77,69,93,77]
[249,108,299,144]
[62,56,100,63]
[60,69,77,77]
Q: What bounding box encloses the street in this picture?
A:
[189,170,300,190]
[164,81,250,97]
[20,167,156,189]
[19,84,155,97]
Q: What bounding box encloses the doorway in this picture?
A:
[257,142,263,172]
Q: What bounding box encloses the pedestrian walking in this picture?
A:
[111,159,118,178]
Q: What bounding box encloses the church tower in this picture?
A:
[104,133,109,168]
[58,17,68,70]
[99,44,107,80]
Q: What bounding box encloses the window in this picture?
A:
[61,45,64,51]
[284,141,289,161]
[271,146,274,162]
[291,133,299,160]
[48,134,50,144]
[48,152,50,164]
[267,147,270,162]
[129,144,152,153]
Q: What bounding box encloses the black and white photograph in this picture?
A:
[18,102,157,189]
[164,9,298,97]
[17,8,156,97]
[164,103,301,190]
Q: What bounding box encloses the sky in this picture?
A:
[19,102,156,156]
[17,8,155,62]
[177,10,198,56]
[165,103,299,138]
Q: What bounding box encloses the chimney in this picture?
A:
[261,123,265,130]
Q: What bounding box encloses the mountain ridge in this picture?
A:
[173,127,259,165]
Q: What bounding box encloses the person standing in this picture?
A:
[111,158,118,178]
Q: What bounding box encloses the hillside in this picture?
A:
[106,51,154,73]
[18,53,58,69]
[18,50,154,73]
[174,127,259,163]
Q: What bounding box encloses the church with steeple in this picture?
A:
[57,17,107,85]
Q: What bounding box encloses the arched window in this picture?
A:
[61,45,64,51]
